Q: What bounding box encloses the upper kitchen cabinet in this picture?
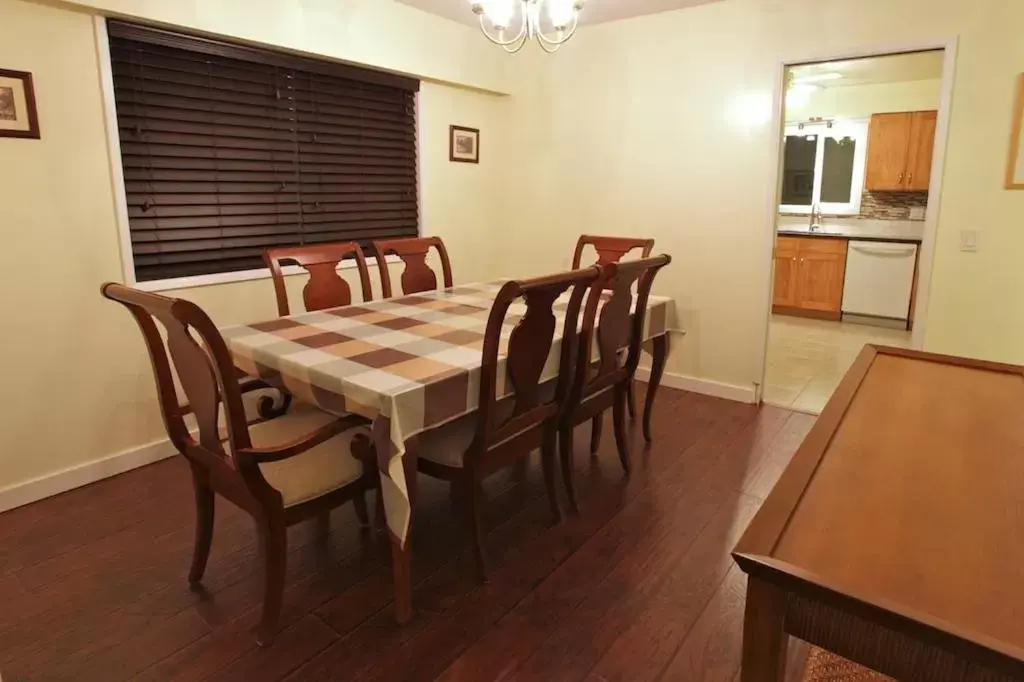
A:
[906,111,937,191]
[864,111,937,192]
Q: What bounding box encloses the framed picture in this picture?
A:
[449,125,480,164]
[1005,73,1024,189]
[0,69,40,139]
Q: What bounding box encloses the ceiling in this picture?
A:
[789,51,945,89]
[396,0,724,26]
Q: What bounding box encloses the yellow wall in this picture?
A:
[786,79,942,122]
[497,0,1024,390]
[0,0,513,500]
[5,0,1024,502]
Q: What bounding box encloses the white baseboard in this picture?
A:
[0,437,178,514]
[0,392,275,514]
[635,367,757,404]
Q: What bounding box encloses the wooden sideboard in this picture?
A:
[735,346,1024,682]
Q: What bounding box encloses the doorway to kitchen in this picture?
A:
[760,47,953,413]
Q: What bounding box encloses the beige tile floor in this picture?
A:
[761,314,913,414]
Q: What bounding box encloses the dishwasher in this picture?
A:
[841,241,918,322]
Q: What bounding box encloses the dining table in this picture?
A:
[221,280,677,622]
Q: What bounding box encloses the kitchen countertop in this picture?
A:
[777,218,924,244]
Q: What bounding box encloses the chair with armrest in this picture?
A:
[559,255,672,513]
[373,236,454,298]
[571,234,657,429]
[263,241,373,316]
[413,266,601,581]
[100,283,377,646]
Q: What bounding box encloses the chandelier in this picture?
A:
[470,0,586,53]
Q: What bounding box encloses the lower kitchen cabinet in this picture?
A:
[772,237,801,308]
[773,236,848,320]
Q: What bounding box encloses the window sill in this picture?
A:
[133,255,399,293]
[779,207,861,217]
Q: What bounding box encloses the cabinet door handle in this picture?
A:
[898,172,905,183]
[907,172,913,184]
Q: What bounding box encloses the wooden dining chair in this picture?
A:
[373,236,454,298]
[571,234,656,422]
[101,283,377,646]
[414,266,601,581]
[264,241,373,316]
[559,255,672,513]
[571,234,656,269]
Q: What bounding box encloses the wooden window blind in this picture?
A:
[107,22,420,282]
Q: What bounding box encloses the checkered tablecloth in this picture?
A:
[222,281,674,545]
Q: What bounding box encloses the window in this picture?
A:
[779,119,867,216]
[107,22,420,283]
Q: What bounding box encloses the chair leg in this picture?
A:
[188,468,215,586]
[613,386,631,476]
[462,477,488,584]
[627,379,637,420]
[353,489,370,527]
[590,414,603,455]
[256,518,287,647]
[559,425,579,514]
[541,429,562,524]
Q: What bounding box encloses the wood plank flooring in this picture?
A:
[0,387,816,682]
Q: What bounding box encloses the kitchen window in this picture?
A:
[779,120,868,216]
[106,22,420,284]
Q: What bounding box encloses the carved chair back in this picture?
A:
[264,242,372,316]
[571,235,656,269]
[468,267,601,464]
[569,255,671,410]
[373,236,454,298]
[100,283,277,497]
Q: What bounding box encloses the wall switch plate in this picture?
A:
[960,230,979,252]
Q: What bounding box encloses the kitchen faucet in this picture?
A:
[810,203,823,231]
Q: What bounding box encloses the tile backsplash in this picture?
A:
[859,191,928,221]
[781,190,929,221]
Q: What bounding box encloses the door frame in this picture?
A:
[754,37,959,403]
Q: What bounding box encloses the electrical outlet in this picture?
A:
[960,230,979,252]
[909,206,926,221]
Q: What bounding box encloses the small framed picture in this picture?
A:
[449,125,480,164]
[0,69,40,139]
[1006,73,1024,189]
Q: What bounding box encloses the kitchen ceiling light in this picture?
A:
[470,0,585,53]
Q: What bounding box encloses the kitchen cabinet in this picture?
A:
[773,236,848,320]
[905,111,937,191]
[773,237,800,308]
[864,111,937,192]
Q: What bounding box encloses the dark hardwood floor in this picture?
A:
[0,387,815,682]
